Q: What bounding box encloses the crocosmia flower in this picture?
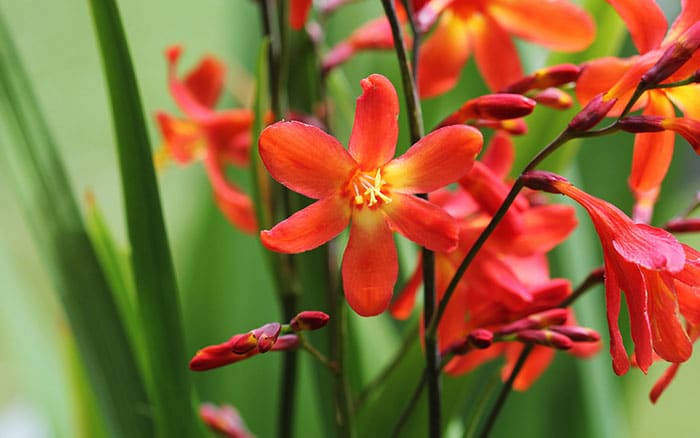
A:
[258,74,483,316]
[523,171,699,375]
[575,0,700,222]
[155,45,257,233]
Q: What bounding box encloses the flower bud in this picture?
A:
[516,329,573,350]
[438,94,536,128]
[271,334,300,351]
[166,45,182,64]
[503,64,581,94]
[532,88,573,109]
[665,217,700,233]
[618,115,665,133]
[200,403,253,438]
[190,334,250,371]
[661,118,700,154]
[253,322,281,353]
[231,332,258,355]
[642,21,700,86]
[472,118,528,135]
[289,311,330,331]
[443,329,494,355]
[520,171,570,194]
[548,325,601,342]
[568,93,617,131]
[496,308,568,335]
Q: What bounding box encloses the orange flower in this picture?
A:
[155,45,257,233]
[415,0,594,97]
[258,74,482,316]
[575,0,700,222]
[523,171,700,375]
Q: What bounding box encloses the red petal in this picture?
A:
[614,260,653,373]
[606,0,667,53]
[390,259,423,320]
[261,196,350,253]
[156,112,205,164]
[470,13,523,91]
[290,0,312,30]
[384,125,482,193]
[664,0,700,46]
[576,57,636,108]
[348,74,399,168]
[645,272,692,362]
[480,131,514,180]
[184,56,225,109]
[205,155,258,234]
[383,193,459,252]
[342,209,397,316]
[444,345,505,375]
[489,0,595,51]
[203,109,253,167]
[167,48,215,120]
[650,362,681,403]
[259,121,356,199]
[417,13,471,98]
[603,252,631,375]
[508,204,577,256]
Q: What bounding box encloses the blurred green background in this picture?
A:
[1,0,698,437]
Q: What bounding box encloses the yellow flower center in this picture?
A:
[349,168,392,208]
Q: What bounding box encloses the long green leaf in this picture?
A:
[0,9,152,438]
[85,1,202,436]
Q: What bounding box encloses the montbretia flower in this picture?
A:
[523,171,700,375]
[200,403,254,438]
[258,74,483,316]
[414,0,594,97]
[575,0,700,222]
[155,45,257,233]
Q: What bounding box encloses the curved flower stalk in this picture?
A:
[390,136,593,389]
[155,45,258,233]
[258,74,483,316]
[575,0,700,222]
[522,171,700,376]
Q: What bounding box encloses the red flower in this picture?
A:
[524,171,699,375]
[155,45,257,233]
[414,0,595,97]
[200,403,254,438]
[258,74,482,316]
[575,0,700,222]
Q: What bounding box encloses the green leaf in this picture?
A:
[85,1,202,436]
[0,10,152,438]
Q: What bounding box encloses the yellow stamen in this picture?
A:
[349,168,392,207]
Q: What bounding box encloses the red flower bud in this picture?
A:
[289,311,330,331]
[503,64,581,94]
[200,403,253,438]
[496,308,568,335]
[665,217,700,233]
[472,118,528,135]
[190,334,252,371]
[548,325,601,342]
[569,93,617,131]
[253,323,281,353]
[231,333,258,355]
[642,21,700,86]
[520,171,570,194]
[532,88,573,109]
[618,115,665,133]
[272,334,300,351]
[438,94,536,128]
[468,329,494,349]
[516,329,573,350]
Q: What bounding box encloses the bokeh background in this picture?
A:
[1,0,699,436]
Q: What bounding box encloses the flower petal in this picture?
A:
[156,112,205,164]
[383,193,458,252]
[167,46,216,120]
[205,154,258,234]
[664,0,700,46]
[504,344,555,391]
[480,131,514,180]
[606,0,667,53]
[342,209,397,316]
[259,121,356,199]
[666,84,700,119]
[348,74,399,168]
[183,56,225,109]
[384,125,482,193]
[290,0,312,30]
[645,272,692,363]
[489,0,595,51]
[650,362,681,403]
[508,204,578,256]
[417,12,472,98]
[576,56,637,108]
[389,258,423,320]
[614,261,653,373]
[261,196,350,253]
[203,109,253,167]
[469,13,523,91]
[603,251,631,375]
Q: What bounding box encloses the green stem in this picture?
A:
[331,284,354,438]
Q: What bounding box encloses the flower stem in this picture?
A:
[331,284,354,438]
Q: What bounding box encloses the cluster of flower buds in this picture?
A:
[501,63,582,109]
[189,311,330,371]
[200,403,254,438]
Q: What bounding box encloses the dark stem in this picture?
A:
[331,282,353,437]
[279,297,299,438]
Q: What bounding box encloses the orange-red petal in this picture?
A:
[348,74,399,169]
[645,272,692,362]
[664,0,700,46]
[383,125,482,193]
[383,193,459,252]
[258,121,356,199]
[290,0,312,30]
[205,154,258,234]
[606,0,667,53]
[260,196,350,253]
[576,56,637,108]
[480,131,514,180]
[489,0,595,51]
[603,252,631,375]
[183,56,226,109]
[342,209,397,316]
[156,112,205,164]
[470,13,523,91]
[417,12,471,98]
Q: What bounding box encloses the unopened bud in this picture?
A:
[468,329,494,349]
[618,115,665,133]
[642,21,700,86]
[549,325,601,342]
[190,334,249,371]
[271,334,299,351]
[166,45,182,64]
[231,332,258,355]
[661,118,700,154]
[473,118,528,135]
[569,93,617,131]
[438,94,536,128]
[503,64,581,94]
[254,323,281,353]
[516,329,573,350]
[665,217,700,233]
[520,171,569,194]
[532,88,573,109]
[290,311,330,331]
[200,403,253,438]
[497,308,568,335]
